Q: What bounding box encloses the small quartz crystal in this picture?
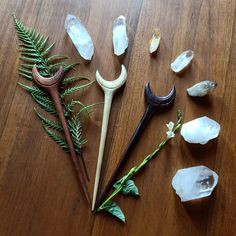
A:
[171,50,194,73]
[172,166,218,202]
[149,29,161,54]
[180,116,220,144]
[65,14,94,60]
[187,80,217,97]
[113,15,128,56]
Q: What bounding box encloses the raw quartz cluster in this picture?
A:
[172,166,218,202]
[180,116,221,144]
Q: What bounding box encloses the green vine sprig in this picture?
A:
[13,15,95,157]
[97,111,182,222]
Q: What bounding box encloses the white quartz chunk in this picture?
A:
[65,14,94,60]
[187,80,217,97]
[171,50,194,73]
[113,15,128,56]
[172,166,218,202]
[181,116,220,144]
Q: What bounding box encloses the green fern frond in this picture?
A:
[44,126,68,151]
[62,75,90,85]
[68,116,86,154]
[34,109,63,132]
[66,101,100,120]
[61,81,94,98]
[64,62,79,72]
[13,15,77,77]
[18,82,46,96]
[13,15,93,158]
[18,68,33,81]
[77,102,102,117]
[41,43,55,56]
[65,100,88,113]
[31,93,56,115]
[13,15,51,75]
[46,55,68,63]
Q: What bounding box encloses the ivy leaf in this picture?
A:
[114,176,139,197]
[102,201,125,223]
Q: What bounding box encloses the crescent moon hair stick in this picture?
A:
[92,65,127,211]
[32,65,91,204]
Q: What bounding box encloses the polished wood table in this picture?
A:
[0,0,235,235]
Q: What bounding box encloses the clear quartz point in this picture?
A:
[65,14,94,60]
[113,15,128,56]
[172,166,218,202]
[180,116,221,144]
[171,50,194,73]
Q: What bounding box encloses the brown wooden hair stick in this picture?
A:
[32,65,91,204]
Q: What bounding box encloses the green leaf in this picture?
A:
[122,180,139,196]
[102,201,125,223]
[114,176,139,196]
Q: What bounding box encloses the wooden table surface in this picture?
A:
[0,0,236,235]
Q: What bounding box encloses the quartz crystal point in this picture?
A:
[171,50,194,73]
[181,116,220,144]
[65,14,94,60]
[149,29,161,53]
[172,166,218,202]
[187,80,217,97]
[113,15,128,56]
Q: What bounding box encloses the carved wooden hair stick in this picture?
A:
[92,65,127,211]
[32,65,91,204]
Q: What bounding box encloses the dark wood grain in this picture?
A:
[0,0,236,235]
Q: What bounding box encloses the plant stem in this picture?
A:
[98,111,182,211]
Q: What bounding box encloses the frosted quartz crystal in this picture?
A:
[171,50,194,73]
[187,80,217,97]
[113,15,128,56]
[181,116,220,144]
[172,166,218,202]
[65,14,94,60]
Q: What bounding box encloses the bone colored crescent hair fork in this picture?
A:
[92,65,127,211]
[94,82,176,210]
[32,65,91,204]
